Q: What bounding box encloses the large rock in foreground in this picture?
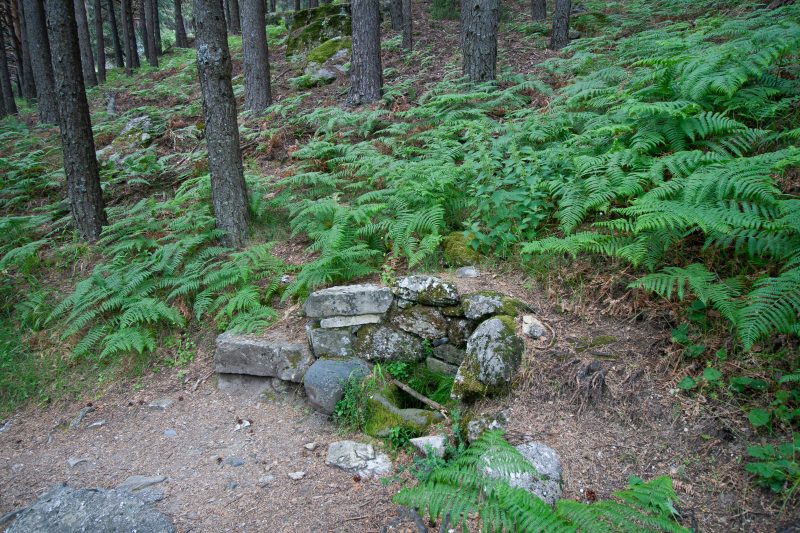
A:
[215,332,313,382]
[7,485,175,533]
[303,284,393,317]
[451,316,524,401]
[303,358,369,414]
[481,442,564,506]
[325,440,392,479]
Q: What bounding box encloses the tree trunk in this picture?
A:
[107,0,125,67]
[74,0,98,86]
[174,0,188,46]
[348,0,382,106]
[143,0,158,65]
[121,0,139,72]
[193,0,249,248]
[548,0,570,50]
[308,0,318,7]
[152,0,162,54]
[23,0,59,123]
[269,0,276,12]
[223,0,231,29]
[293,0,300,10]
[93,0,106,82]
[8,1,25,97]
[401,0,411,50]
[0,26,18,115]
[531,0,545,20]
[460,0,497,82]
[46,0,108,242]
[389,0,402,30]
[241,0,271,111]
[230,0,240,34]
[15,0,37,100]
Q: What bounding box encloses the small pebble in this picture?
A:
[163,429,177,437]
[68,457,88,467]
[303,442,318,451]
[226,481,238,490]
[258,475,275,488]
[224,457,245,467]
[148,399,173,411]
[287,471,305,480]
[87,420,106,429]
[456,266,480,278]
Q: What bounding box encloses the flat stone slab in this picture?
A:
[394,276,459,306]
[303,284,393,317]
[6,485,175,533]
[319,314,382,328]
[304,358,370,414]
[481,442,563,506]
[307,325,354,358]
[426,356,459,376]
[326,441,392,478]
[215,332,313,382]
[409,435,447,458]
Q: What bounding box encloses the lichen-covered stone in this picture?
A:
[391,305,448,340]
[287,4,351,54]
[303,358,369,414]
[215,332,313,382]
[432,344,466,365]
[303,284,393,317]
[451,316,524,401]
[441,302,465,317]
[319,314,381,329]
[426,356,459,376]
[394,275,459,306]
[6,485,175,533]
[467,409,509,442]
[364,388,443,437]
[354,324,423,362]
[442,231,480,267]
[481,442,563,506]
[462,292,528,320]
[522,315,546,338]
[307,323,354,358]
[409,435,447,458]
[446,318,475,347]
[325,440,392,478]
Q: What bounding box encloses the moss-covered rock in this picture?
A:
[307,36,352,64]
[451,316,524,402]
[394,275,460,306]
[390,305,449,340]
[442,231,480,267]
[462,291,529,320]
[286,4,351,55]
[446,317,475,348]
[364,386,444,437]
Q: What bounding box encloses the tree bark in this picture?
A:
[121,0,139,72]
[7,1,25,97]
[174,0,188,46]
[152,0,162,54]
[389,0,402,30]
[460,0,497,82]
[143,0,157,65]
[193,0,249,248]
[0,24,18,115]
[227,0,240,34]
[16,0,37,100]
[24,0,59,123]
[308,0,318,7]
[548,0,570,50]
[348,0,382,105]
[269,0,276,12]
[107,0,125,67]
[241,0,271,111]
[93,0,106,82]
[531,0,545,20]
[46,0,108,242]
[74,0,98,86]
[401,0,411,50]
[293,0,300,10]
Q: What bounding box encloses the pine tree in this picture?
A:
[23,0,59,123]
[401,0,412,50]
[227,0,240,34]
[389,0,402,30]
[152,0,162,54]
[193,0,249,248]
[461,0,498,82]
[548,0,570,50]
[15,0,38,100]
[144,0,158,66]
[121,0,139,72]
[73,0,98,86]
[348,0,383,105]
[174,0,188,46]
[107,0,125,67]
[46,0,108,242]
[93,0,106,82]
[531,0,545,20]
[0,16,18,115]
[241,0,272,111]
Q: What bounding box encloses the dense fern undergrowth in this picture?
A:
[0,0,797,452]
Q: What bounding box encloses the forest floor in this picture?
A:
[1,272,794,532]
[1,0,798,531]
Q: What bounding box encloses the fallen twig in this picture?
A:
[391,379,449,418]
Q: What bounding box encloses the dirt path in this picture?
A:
[0,370,406,532]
